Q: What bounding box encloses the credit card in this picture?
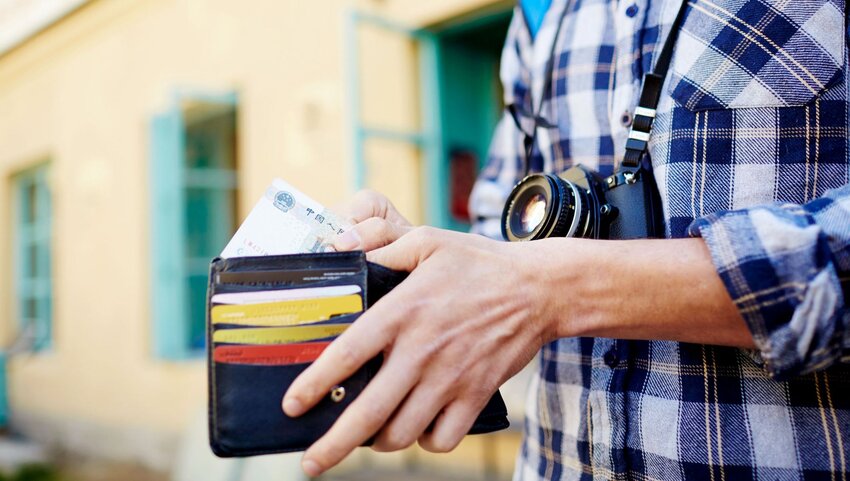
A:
[213,342,331,365]
[211,285,362,305]
[212,324,349,345]
[211,294,362,326]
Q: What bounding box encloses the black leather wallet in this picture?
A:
[207,251,509,457]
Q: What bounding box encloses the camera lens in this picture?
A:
[502,173,590,241]
[519,192,547,235]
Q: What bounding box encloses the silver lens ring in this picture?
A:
[561,180,583,238]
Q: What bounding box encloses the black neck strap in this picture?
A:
[622,0,691,169]
[509,0,691,173]
[509,2,571,176]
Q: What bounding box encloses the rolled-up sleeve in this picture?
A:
[688,184,850,379]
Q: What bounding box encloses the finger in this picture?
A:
[336,190,411,226]
[366,226,437,272]
[334,217,412,252]
[300,347,420,476]
[417,398,483,453]
[282,313,396,417]
[371,379,449,452]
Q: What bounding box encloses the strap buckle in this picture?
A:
[623,106,656,167]
[622,73,665,168]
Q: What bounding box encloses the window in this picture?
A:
[150,95,238,359]
[12,164,52,351]
[347,11,510,230]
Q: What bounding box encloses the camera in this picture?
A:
[501,164,664,241]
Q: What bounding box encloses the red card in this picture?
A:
[213,341,331,365]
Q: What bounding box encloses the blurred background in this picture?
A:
[0,0,530,480]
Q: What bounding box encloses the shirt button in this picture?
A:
[621,111,633,127]
[625,4,639,17]
[603,350,619,368]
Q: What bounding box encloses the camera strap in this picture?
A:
[622,0,691,169]
[508,2,571,176]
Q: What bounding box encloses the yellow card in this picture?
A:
[212,324,349,345]
[211,294,362,326]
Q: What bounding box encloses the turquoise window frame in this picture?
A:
[345,12,443,226]
[12,163,53,351]
[346,10,510,231]
[150,91,238,360]
[0,353,7,427]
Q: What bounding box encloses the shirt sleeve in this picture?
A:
[688,184,850,380]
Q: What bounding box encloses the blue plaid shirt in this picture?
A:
[469,0,850,479]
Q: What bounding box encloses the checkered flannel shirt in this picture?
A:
[468,0,850,479]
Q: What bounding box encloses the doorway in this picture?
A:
[432,12,511,231]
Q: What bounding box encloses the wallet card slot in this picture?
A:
[211,311,363,332]
[211,336,340,346]
[212,340,334,367]
[216,268,361,285]
[210,277,366,295]
[210,251,367,293]
[209,294,363,333]
[211,321,353,345]
[216,251,366,273]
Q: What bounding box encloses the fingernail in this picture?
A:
[283,398,303,417]
[334,229,361,251]
[302,459,322,477]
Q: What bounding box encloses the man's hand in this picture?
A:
[282,191,752,477]
[283,226,554,477]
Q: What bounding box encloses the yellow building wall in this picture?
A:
[0,0,520,473]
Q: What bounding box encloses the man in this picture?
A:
[284,0,850,479]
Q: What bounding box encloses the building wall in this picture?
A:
[0,0,519,473]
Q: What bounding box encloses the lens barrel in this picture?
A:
[502,173,590,241]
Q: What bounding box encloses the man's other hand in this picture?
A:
[283,220,553,477]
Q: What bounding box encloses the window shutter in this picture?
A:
[150,108,188,360]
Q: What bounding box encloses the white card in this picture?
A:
[210,285,362,305]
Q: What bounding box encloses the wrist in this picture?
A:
[516,237,606,342]
[527,237,751,348]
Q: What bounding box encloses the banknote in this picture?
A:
[220,179,351,258]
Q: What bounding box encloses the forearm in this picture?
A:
[528,237,754,348]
